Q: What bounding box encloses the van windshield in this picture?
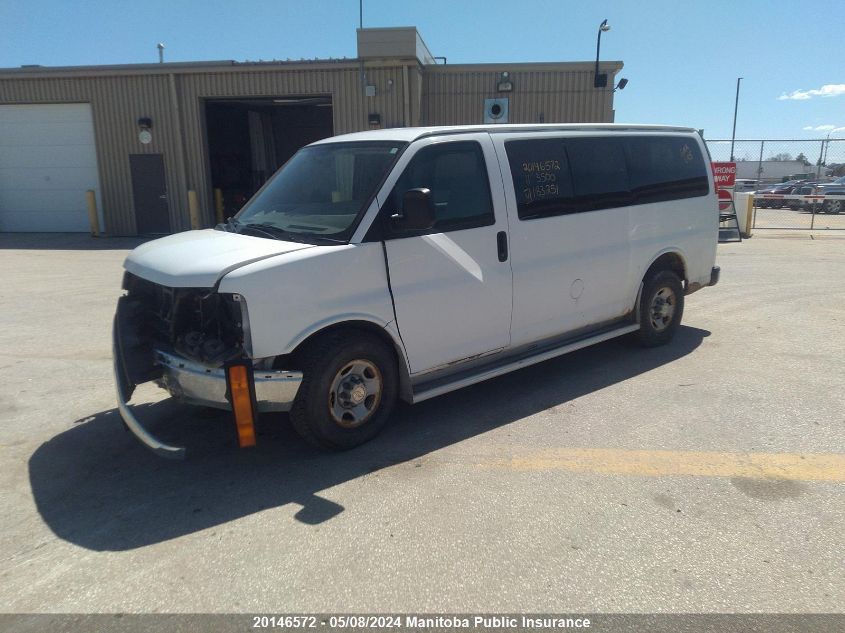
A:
[234,141,405,242]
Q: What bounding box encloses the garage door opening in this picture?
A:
[204,96,333,218]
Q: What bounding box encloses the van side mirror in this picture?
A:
[390,188,435,232]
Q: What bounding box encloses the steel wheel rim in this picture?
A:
[328,359,383,428]
[650,286,676,332]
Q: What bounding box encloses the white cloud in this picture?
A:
[802,124,845,132]
[778,83,845,101]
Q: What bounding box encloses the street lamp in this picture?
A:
[594,19,611,88]
[730,77,742,162]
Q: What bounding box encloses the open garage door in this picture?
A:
[0,103,101,232]
[205,96,333,217]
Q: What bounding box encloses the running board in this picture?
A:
[411,322,640,404]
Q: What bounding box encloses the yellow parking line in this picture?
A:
[482,448,845,481]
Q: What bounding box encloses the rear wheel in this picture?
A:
[636,270,684,347]
[290,331,398,450]
[824,199,842,214]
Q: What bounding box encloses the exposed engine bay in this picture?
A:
[115,273,249,401]
[122,272,248,364]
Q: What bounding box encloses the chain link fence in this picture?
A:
[705,138,845,230]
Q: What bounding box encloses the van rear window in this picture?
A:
[626,136,710,204]
[505,135,709,220]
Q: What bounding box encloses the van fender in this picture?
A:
[282,313,414,402]
[630,247,689,312]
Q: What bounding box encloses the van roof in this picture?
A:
[312,123,700,145]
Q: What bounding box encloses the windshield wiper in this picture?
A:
[308,235,347,244]
[237,222,289,241]
[226,220,347,245]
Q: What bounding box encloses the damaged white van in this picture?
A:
[114,124,720,458]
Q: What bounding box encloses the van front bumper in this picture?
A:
[154,350,302,413]
[113,305,302,459]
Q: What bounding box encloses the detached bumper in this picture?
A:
[113,316,186,459]
[113,298,302,459]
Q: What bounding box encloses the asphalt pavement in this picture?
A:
[0,231,843,613]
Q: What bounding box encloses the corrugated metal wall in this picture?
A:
[0,73,184,235]
[422,63,619,126]
[0,60,620,235]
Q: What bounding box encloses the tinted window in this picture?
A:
[625,136,709,203]
[506,134,709,221]
[505,138,576,219]
[566,137,632,210]
[386,141,494,233]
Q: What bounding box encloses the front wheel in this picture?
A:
[824,199,842,214]
[290,331,398,450]
[636,270,684,347]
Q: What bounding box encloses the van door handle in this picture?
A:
[496,231,508,262]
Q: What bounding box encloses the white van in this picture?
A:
[114,124,720,458]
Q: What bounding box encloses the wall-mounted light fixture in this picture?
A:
[497,71,513,92]
[137,117,153,144]
[368,113,381,128]
[614,78,628,92]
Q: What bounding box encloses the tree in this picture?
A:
[795,152,811,166]
[767,152,793,161]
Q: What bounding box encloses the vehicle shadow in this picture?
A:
[29,326,709,551]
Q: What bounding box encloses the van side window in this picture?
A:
[565,137,632,211]
[506,135,708,221]
[386,141,495,234]
[505,139,576,220]
[506,137,632,218]
[625,137,709,203]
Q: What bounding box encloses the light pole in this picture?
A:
[594,19,611,88]
[817,130,832,179]
[730,77,742,161]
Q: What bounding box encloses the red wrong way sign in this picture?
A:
[712,162,737,188]
[717,188,733,211]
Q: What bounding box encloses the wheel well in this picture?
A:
[276,321,413,403]
[645,252,687,285]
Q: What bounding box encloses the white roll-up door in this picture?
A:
[0,103,101,232]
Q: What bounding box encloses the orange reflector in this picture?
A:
[227,364,256,448]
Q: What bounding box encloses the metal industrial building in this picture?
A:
[0,27,623,235]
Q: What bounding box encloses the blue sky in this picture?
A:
[2,0,842,139]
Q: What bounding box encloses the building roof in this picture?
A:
[0,58,623,79]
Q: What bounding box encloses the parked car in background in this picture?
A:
[792,185,817,211]
[755,180,802,208]
[814,176,845,214]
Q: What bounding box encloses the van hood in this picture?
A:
[124,229,313,288]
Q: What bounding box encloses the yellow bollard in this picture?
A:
[214,188,225,224]
[85,190,100,237]
[188,190,201,230]
[744,193,754,238]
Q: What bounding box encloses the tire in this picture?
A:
[824,199,842,215]
[290,330,398,450]
[636,270,684,347]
